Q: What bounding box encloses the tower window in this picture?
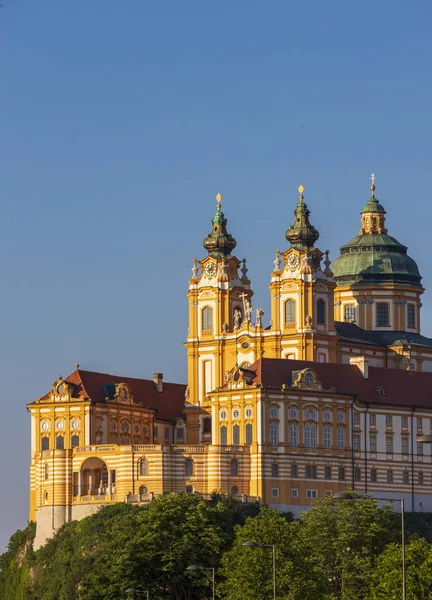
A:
[185,458,193,477]
[289,423,298,447]
[56,436,64,450]
[71,435,80,448]
[220,425,227,446]
[202,306,213,331]
[408,304,415,328]
[284,299,296,324]
[317,299,325,324]
[203,418,211,434]
[41,437,49,451]
[324,426,331,449]
[233,424,240,445]
[344,304,355,322]
[245,423,253,445]
[376,303,389,327]
[270,423,278,446]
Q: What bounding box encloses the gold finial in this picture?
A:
[370,172,376,196]
[216,192,222,210]
[298,184,305,201]
[76,362,80,369]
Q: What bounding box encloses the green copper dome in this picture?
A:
[203,194,237,259]
[332,182,422,288]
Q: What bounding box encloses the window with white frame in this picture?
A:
[407,304,415,328]
[306,489,318,499]
[337,411,345,423]
[376,302,389,327]
[245,423,253,445]
[386,437,393,453]
[289,408,298,419]
[304,371,314,387]
[202,306,213,330]
[270,407,279,419]
[305,408,317,420]
[324,426,332,449]
[386,415,392,427]
[272,488,279,497]
[290,423,298,447]
[304,424,317,448]
[285,299,296,323]
[370,414,376,426]
[220,409,227,421]
[353,435,360,451]
[353,412,360,425]
[270,423,278,446]
[337,427,345,450]
[344,304,355,322]
[291,489,299,498]
[402,437,408,454]
[233,409,240,419]
[245,407,252,418]
[324,410,332,422]
[370,435,377,452]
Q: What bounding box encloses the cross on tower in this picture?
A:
[371,173,375,186]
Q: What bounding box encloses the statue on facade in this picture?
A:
[274,249,281,271]
[191,257,199,279]
[306,315,313,327]
[184,386,190,401]
[245,299,253,323]
[222,322,229,333]
[233,309,242,329]
[256,308,264,328]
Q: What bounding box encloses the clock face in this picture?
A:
[311,253,321,270]
[71,419,80,430]
[287,254,299,270]
[56,420,65,431]
[204,262,216,277]
[41,421,49,431]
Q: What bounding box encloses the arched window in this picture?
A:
[304,424,317,448]
[245,423,253,445]
[284,299,296,324]
[220,425,227,446]
[317,299,325,324]
[44,463,49,480]
[231,486,239,496]
[185,458,193,477]
[203,418,211,434]
[408,304,415,328]
[139,485,148,495]
[41,437,49,451]
[270,423,278,446]
[233,425,240,445]
[324,426,332,449]
[139,458,148,476]
[71,435,80,448]
[202,306,213,331]
[231,459,238,476]
[56,436,64,450]
[290,423,298,447]
[337,427,345,450]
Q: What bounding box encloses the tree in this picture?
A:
[220,507,325,600]
[298,493,400,600]
[368,538,432,600]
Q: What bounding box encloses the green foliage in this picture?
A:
[220,507,325,599]
[297,493,400,600]
[368,538,432,600]
[3,496,432,600]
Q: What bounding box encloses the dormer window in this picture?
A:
[304,371,314,386]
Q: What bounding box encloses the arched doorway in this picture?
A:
[77,457,113,497]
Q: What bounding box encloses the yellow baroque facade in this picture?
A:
[29,177,432,549]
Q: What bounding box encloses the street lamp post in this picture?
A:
[187,565,215,600]
[243,541,276,600]
[333,492,406,600]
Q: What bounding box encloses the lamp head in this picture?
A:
[187,565,202,571]
[333,492,357,500]
[243,541,260,547]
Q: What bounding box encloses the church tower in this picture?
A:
[266,185,338,362]
[332,174,424,333]
[185,194,259,414]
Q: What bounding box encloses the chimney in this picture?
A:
[349,356,369,379]
[153,373,163,392]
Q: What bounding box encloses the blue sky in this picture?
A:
[1,0,432,548]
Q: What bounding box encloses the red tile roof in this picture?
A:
[40,370,186,421]
[248,358,432,409]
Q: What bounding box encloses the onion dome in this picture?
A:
[332,175,422,288]
[203,193,237,258]
[285,185,320,250]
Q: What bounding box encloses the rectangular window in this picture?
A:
[325,466,332,480]
[402,437,408,454]
[370,435,377,452]
[154,426,159,440]
[386,415,392,428]
[418,472,424,485]
[353,412,360,425]
[344,304,355,322]
[220,426,227,446]
[387,470,393,483]
[305,466,317,479]
[407,304,415,328]
[369,414,376,426]
[317,299,326,324]
[353,435,360,451]
[272,488,279,497]
[377,303,389,327]
[176,427,184,442]
[285,299,296,324]
[291,464,298,477]
[271,463,278,477]
[371,469,377,482]
[202,306,213,330]
[386,437,393,453]
[164,427,170,441]
[417,442,423,456]
[306,489,318,499]
[338,467,345,481]
[402,417,408,428]
[245,423,253,445]
[417,418,423,430]
[403,471,409,484]
[291,488,299,498]
[354,468,361,481]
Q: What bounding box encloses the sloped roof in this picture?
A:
[40,369,186,421]
[248,358,432,409]
[335,321,432,349]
